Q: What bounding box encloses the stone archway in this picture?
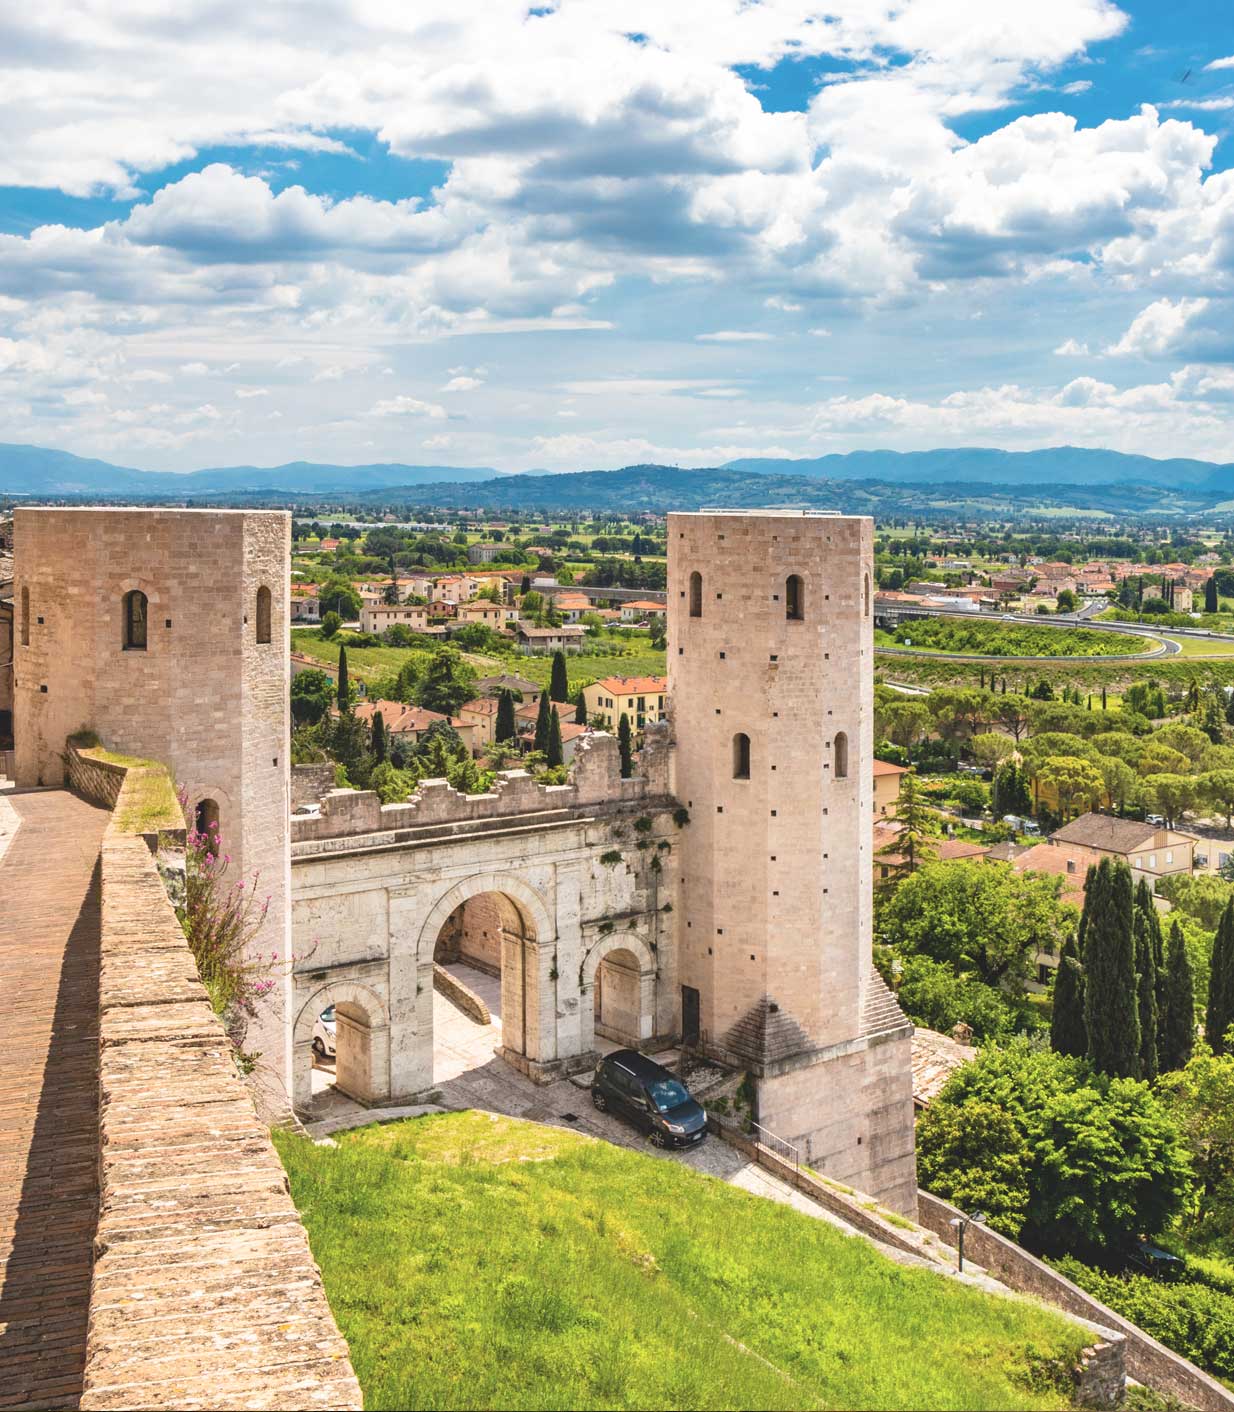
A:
[579,932,657,1054]
[292,979,390,1114]
[416,872,556,1077]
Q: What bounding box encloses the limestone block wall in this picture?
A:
[668,510,875,1061]
[83,767,360,1410]
[13,508,293,1110]
[65,747,127,810]
[288,805,678,1110]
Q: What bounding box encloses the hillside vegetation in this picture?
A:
[876,618,1146,658]
[275,1111,1091,1411]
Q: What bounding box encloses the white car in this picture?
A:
[312,1005,336,1060]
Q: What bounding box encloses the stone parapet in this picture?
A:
[918,1191,1234,1412]
[291,727,672,846]
[66,743,127,810]
[81,765,361,1411]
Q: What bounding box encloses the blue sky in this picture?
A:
[1,0,1233,472]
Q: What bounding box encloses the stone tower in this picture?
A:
[668,509,916,1214]
[13,507,293,1108]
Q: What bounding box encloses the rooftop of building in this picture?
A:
[592,675,668,694]
[1050,812,1192,853]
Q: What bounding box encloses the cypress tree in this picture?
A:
[1101,686,1107,710]
[1206,575,1219,613]
[1083,858,1141,1078]
[1206,897,1234,1054]
[1136,877,1167,1029]
[549,649,569,703]
[1160,919,1196,1072]
[371,709,386,763]
[1050,932,1087,1058]
[1134,910,1159,1081]
[547,707,563,767]
[495,688,516,744]
[533,689,551,754]
[574,690,587,725]
[337,645,350,712]
[617,712,633,779]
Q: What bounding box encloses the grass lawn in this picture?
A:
[1159,635,1234,657]
[275,1111,1089,1412]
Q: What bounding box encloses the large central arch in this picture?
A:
[416,872,557,1074]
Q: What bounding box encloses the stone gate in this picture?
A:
[288,730,679,1112]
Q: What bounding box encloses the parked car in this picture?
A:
[591,1049,707,1147]
[1146,813,1166,827]
[1127,1241,1185,1281]
[313,1005,336,1060]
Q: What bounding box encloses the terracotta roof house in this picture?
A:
[516,623,586,654]
[475,673,541,703]
[1048,813,1194,881]
[352,699,477,756]
[872,758,908,816]
[911,1027,977,1109]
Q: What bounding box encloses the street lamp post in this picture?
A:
[948,1210,987,1273]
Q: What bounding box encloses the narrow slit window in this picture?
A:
[786,574,804,621]
[20,586,30,646]
[732,732,750,780]
[256,585,272,644]
[689,570,702,618]
[863,572,870,617]
[834,731,849,780]
[122,590,148,651]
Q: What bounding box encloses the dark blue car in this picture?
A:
[591,1049,707,1147]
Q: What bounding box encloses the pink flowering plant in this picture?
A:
[170,790,297,1070]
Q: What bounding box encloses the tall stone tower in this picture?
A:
[13,508,293,1108]
[668,509,916,1214]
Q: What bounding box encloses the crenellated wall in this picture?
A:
[291,726,673,850]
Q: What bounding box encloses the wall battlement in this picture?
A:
[292,724,673,850]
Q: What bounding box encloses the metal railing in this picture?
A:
[749,1120,800,1174]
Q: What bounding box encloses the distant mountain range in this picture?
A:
[0,443,500,497]
[3,440,1233,510]
[722,447,1234,491]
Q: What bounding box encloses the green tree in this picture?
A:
[1202,770,1234,828]
[574,690,587,726]
[1135,908,1160,1082]
[1037,754,1103,821]
[881,700,932,749]
[1206,576,1220,612]
[617,712,633,779]
[880,859,1074,991]
[892,954,1017,1042]
[991,759,1032,818]
[1206,898,1234,1055]
[371,709,387,764]
[337,645,350,713]
[549,649,569,703]
[925,1039,1190,1253]
[1142,772,1198,828]
[1098,755,1138,815]
[319,577,362,619]
[495,688,517,744]
[1160,920,1196,1073]
[969,732,1014,768]
[417,648,477,716]
[329,707,372,788]
[1050,933,1087,1059]
[916,1101,1030,1238]
[533,690,551,754]
[1160,1045,1234,1240]
[290,667,334,726]
[319,610,341,639]
[1082,858,1141,1078]
[546,706,564,768]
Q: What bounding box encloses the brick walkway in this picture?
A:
[0,791,109,1411]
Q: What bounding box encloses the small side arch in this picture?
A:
[292,979,391,1113]
[580,932,658,1050]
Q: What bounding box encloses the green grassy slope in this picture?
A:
[275,1112,1088,1412]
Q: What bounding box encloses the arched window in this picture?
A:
[688,570,702,618]
[122,590,148,651]
[786,574,804,621]
[195,798,220,842]
[20,586,30,647]
[256,585,272,644]
[732,732,750,779]
[864,573,870,618]
[834,731,849,780]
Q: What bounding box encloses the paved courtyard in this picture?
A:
[305,962,855,1232]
